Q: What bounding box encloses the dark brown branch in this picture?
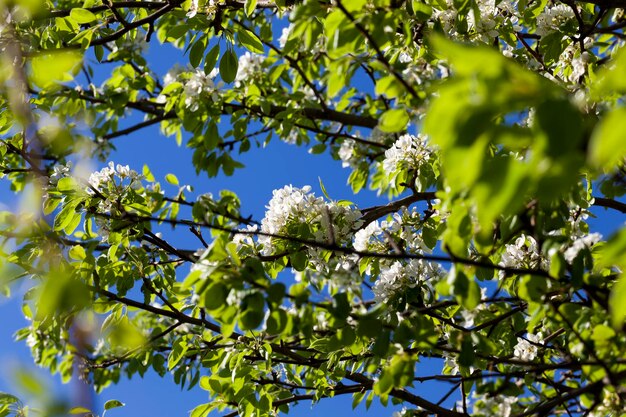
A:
[89,2,176,47]
[102,114,172,140]
[360,192,436,225]
[224,102,378,129]
[593,196,626,213]
[39,1,167,18]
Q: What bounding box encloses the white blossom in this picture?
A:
[564,232,602,263]
[49,161,72,185]
[500,235,548,270]
[235,52,265,86]
[382,134,433,175]
[163,64,185,86]
[108,36,148,55]
[259,185,362,256]
[338,139,356,168]
[513,332,543,361]
[232,224,259,248]
[353,221,383,252]
[432,0,458,36]
[183,68,221,111]
[187,0,218,19]
[186,0,199,17]
[536,4,575,36]
[473,394,517,417]
[373,259,444,303]
[86,162,144,225]
[279,24,293,49]
[467,0,499,39]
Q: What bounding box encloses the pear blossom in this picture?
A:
[163,64,185,86]
[500,235,548,270]
[382,134,434,177]
[373,259,444,303]
[338,139,356,168]
[278,24,293,48]
[564,232,602,263]
[536,4,575,36]
[235,52,265,86]
[183,69,221,111]
[514,332,543,361]
[259,185,362,255]
[473,394,518,417]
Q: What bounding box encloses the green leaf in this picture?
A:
[239,310,264,330]
[448,267,480,309]
[378,108,409,133]
[69,406,92,414]
[190,403,212,417]
[103,400,125,412]
[202,282,227,310]
[518,275,548,302]
[168,338,189,370]
[68,245,86,261]
[592,45,626,98]
[610,273,626,328]
[237,28,264,54]
[318,177,331,199]
[69,8,97,23]
[189,36,207,68]
[31,51,83,89]
[165,173,179,185]
[289,251,308,271]
[204,44,220,74]
[588,107,626,171]
[57,177,77,193]
[220,49,238,83]
[245,0,257,17]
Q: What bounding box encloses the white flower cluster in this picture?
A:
[380,134,437,192]
[108,36,148,55]
[338,139,357,168]
[468,0,499,39]
[373,259,443,303]
[258,185,362,256]
[587,390,624,417]
[555,39,592,83]
[163,64,186,87]
[278,24,294,49]
[354,208,429,254]
[87,161,142,194]
[401,55,448,86]
[500,235,548,270]
[382,134,433,175]
[431,0,520,42]
[564,232,602,263]
[186,0,217,18]
[235,52,265,86]
[432,0,457,36]
[513,332,543,361]
[338,128,393,170]
[86,162,144,240]
[536,4,575,36]
[472,394,517,417]
[183,68,222,111]
[354,208,444,302]
[49,161,72,186]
